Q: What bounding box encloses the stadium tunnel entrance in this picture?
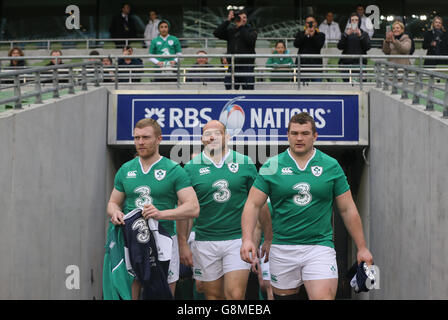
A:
[107,89,370,299]
[107,143,369,299]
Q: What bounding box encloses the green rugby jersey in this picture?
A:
[149,34,182,62]
[103,222,134,300]
[253,148,349,248]
[114,156,192,236]
[184,150,258,241]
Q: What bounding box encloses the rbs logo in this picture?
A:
[142,107,213,128]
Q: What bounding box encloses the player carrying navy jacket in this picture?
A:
[106,118,199,298]
[122,208,173,300]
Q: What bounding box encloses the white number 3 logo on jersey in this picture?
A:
[212,179,231,203]
[134,186,153,208]
[292,182,312,206]
[132,218,150,243]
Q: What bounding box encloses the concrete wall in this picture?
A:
[369,89,448,299]
[0,87,109,299]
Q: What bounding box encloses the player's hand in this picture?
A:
[260,240,271,263]
[357,247,373,266]
[179,242,194,267]
[157,61,164,67]
[169,60,176,66]
[251,256,260,274]
[142,204,162,220]
[240,239,257,264]
[356,29,361,37]
[228,10,235,22]
[110,210,125,225]
[345,28,353,35]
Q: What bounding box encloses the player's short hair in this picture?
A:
[202,120,227,134]
[134,118,162,137]
[288,112,316,134]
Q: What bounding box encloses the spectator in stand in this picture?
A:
[422,16,448,66]
[187,50,221,83]
[293,15,325,82]
[8,47,26,68]
[88,50,101,61]
[144,10,161,48]
[43,50,66,84]
[109,3,138,48]
[382,20,412,65]
[3,47,26,85]
[265,40,294,82]
[319,12,342,44]
[338,12,371,82]
[220,57,231,90]
[345,4,374,39]
[149,19,182,82]
[118,45,143,83]
[213,9,258,90]
[46,49,63,66]
[102,56,115,83]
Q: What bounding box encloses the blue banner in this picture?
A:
[115,93,359,143]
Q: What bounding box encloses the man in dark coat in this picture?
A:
[109,3,138,48]
[337,13,371,82]
[213,9,258,90]
[293,15,326,82]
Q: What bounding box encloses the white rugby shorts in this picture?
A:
[167,234,179,284]
[191,238,250,281]
[269,244,338,289]
[258,245,271,281]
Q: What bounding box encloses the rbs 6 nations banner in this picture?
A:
[109,92,368,145]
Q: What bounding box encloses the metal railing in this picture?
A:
[0,61,102,109]
[2,54,448,117]
[0,36,419,50]
[82,53,447,91]
[375,60,448,118]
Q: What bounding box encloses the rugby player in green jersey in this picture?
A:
[107,118,199,298]
[240,112,373,300]
[179,120,271,300]
[149,20,181,68]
